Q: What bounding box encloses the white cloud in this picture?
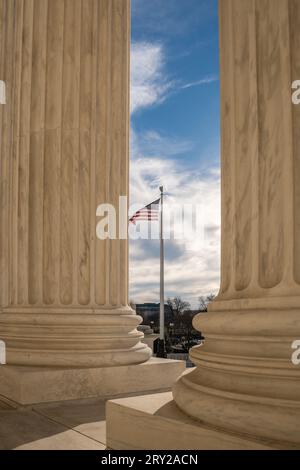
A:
[131,42,172,114]
[134,130,193,158]
[129,134,221,308]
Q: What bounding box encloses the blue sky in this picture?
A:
[130,0,221,308]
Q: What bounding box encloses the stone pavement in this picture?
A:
[0,393,138,450]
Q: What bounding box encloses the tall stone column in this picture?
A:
[0,0,151,367]
[174,0,300,446]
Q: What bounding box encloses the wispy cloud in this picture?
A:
[133,130,193,158]
[180,75,219,90]
[131,42,218,114]
[131,0,217,41]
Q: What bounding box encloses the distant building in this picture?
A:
[135,303,174,325]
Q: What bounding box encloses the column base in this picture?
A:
[106,392,297,450]
[0,358,185,405]
[0,308,152,367]
[172,308,300,446]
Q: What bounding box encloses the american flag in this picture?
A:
[129,198,160,225]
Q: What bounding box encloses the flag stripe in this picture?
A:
[129,197,161,224]
[133,216,158,219]
[131,217,159,220]
[137,209,159,212]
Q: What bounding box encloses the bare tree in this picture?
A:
[198,294,216,312]
[198,296,207,312]
[167,297,191,328]
[167,297,191,322]
[167,298,174,316]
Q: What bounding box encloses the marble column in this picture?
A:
[0,0,151,367]
[173,0,300,446]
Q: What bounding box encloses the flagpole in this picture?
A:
[160,185,164,341]
[157,186,166,358]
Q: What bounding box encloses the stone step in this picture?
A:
[0,358,185,405]
[0,395,18,410]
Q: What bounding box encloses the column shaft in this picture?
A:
[0,0,151,366]
[173,0,300,446]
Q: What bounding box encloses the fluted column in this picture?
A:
[174,0,300,446]
[0,0,151,366]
